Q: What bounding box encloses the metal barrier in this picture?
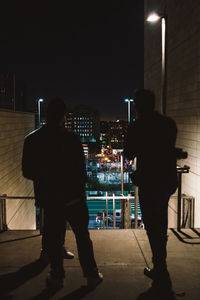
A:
[0,188,195,231]
[87,193,140,229]
[0,194,7,232]
[176,165,190,231]
[0,194,41,233]
[181,194,194,228]
[0,193,141,231]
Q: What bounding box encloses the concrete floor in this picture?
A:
[0,228,200,300]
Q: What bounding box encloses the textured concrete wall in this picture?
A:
[0,109,35,229]
[144,0,200,227]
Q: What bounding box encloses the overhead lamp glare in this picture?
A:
[147,13,161,22]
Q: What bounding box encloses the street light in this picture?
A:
[124,99,134,124]
[38,98,44,128]
[147,11,167,114]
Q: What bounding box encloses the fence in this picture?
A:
[0,193,142,231]
[0,192,195,232]
[181,194,195,228]
[87,193,142,229]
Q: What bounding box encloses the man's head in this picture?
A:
[47,98,66,126]
[134,89,155,116]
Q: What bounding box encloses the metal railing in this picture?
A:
[0,193,141,232]
[1,190,194,232]
[181,194,195,228]
[0,194,37,232]
[87,193,141,229]
[176,165,190,231]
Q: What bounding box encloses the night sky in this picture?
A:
[1,1,144,120]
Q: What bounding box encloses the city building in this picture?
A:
[66,104,100,157]
[66,105,100,142]
[0,74,26,111]
[108,120,128,149]
[100,121,109,147]
[100,120,128,150]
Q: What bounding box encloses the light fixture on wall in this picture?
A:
[38,98,44,128]
[147,11,167,115]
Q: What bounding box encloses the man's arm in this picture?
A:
[71,134,88,184]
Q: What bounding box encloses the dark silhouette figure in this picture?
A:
[40,214,74,262]
[22,98,103,288]
[124,90,178,299]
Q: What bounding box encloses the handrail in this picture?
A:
[0,194,138,231]
[0,195,135,200]
[87,195,135,200]
[0,195,35,200]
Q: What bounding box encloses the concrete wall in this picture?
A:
[144,0,200,227]
[0,109,35,229]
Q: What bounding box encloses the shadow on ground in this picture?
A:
[32,285,98,300]
[0,259,48,299]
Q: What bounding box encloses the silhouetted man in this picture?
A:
[22,98,103,288]
[124,89,178,298]
[40,214,74,262]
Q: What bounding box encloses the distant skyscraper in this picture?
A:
[66,104,100,157]
[108,120,128,149]
[66,104,100,143]
[100,121,109,147]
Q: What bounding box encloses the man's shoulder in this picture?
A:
[61,129,82,149]
[25,126,47,142]
[157,112,176,128]
[62,129,80,141]
[155,111,174,121]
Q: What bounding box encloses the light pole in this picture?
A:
[147,12,167,115]
[124,99,134,124]
[38,98,44,128]
[121,98,133,219]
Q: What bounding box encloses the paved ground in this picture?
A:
[0,228,200,300]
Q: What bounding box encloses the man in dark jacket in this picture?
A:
[124,90,178,297]
[22,98,103,288]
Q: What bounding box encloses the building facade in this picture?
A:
[0,109,35,229]
[100,121,109,147]
[144,0,200,227]
[100,120,128,150]
[0,74,26,111]
[66,105,100,157]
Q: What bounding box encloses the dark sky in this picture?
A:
[1,1,144,120]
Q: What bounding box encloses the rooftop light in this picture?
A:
[147,13,161,22]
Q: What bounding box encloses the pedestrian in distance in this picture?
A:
[124,89,178,299]
[22,98,103,288]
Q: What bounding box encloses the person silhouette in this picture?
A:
[22,98,103,288]
[124,89,178,298]
[40,214,74,262]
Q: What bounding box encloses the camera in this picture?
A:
[175,148,188,160]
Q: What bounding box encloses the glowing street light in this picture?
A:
[147,12,161,22]
[147,11,167,114]
[124,98,134,123]
[38,98,44,128]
